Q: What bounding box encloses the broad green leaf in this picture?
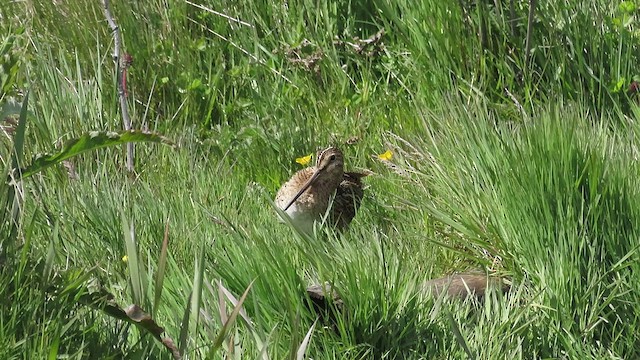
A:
[17,130,177,179]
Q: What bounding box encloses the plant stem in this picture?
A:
[103,0,134,173]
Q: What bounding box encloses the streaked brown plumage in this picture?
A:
[275,147,366,234]
[304,274,511,320]
[422,273,510,301]
[332,171,367,230]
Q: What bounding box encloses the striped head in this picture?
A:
[282,147,344,211]
[314,146,344,180]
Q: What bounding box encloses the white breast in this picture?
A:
[277,202,316,235]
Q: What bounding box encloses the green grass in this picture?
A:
[2,0,640,358]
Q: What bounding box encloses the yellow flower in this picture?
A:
[295,153,313,166]
[377,149,393,161]
[122,255,128,263]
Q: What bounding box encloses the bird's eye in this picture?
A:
[330,154,336,161]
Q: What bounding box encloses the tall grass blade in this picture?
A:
[208,280,254,355]
[43,220,58,283]
[10,91,27,170]
[178,292,193,355]
[122,211,143,305]
[153,218,170,316]
[217,280,228,326]
[215,281,269,359]
[47,336,60,360]
[191,242,206,341]
[3,91,28,254]
[447,310,475,360]
[296,318,318,360]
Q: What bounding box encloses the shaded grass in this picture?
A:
[2,0,640,358]
[390,99,640,357]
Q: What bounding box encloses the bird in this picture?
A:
[275,146,367,234]
[304,274,511,319]
[422,273,510,301]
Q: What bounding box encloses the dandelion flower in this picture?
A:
[377,149,393,161]
[296,153,313,166]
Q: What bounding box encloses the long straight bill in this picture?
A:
[283,169,322,211]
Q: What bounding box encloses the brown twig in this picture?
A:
[103,0,134,173]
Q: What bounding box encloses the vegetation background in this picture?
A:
[1,0,640,358]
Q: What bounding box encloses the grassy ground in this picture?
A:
[2,0,640,358]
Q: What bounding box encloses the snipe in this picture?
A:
[275,147,367,234]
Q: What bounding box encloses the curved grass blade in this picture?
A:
[296,318,318,360]
[78,288,181,359]
[446,310,475,359]
[212,281,269,359]
[207,280,255,356]
[16,130,177,179]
